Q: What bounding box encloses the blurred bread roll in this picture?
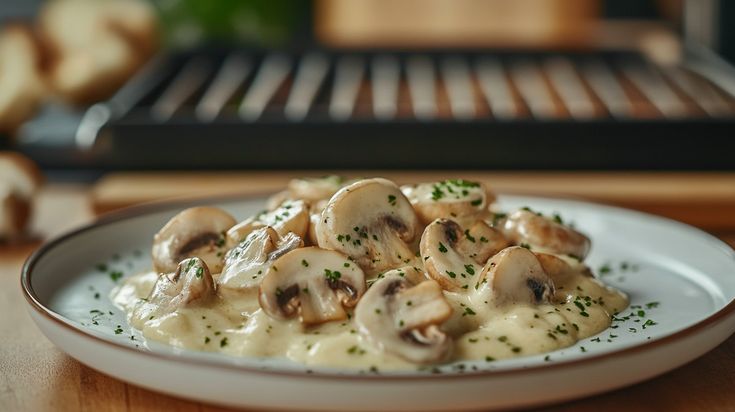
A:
[39,0,158,104]
[0,152,43,240]
[0,25,46,134]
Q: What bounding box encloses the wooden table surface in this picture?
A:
[2,173,735,411]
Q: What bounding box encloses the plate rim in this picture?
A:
[21,192,735,381]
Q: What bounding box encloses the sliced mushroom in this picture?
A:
[500,209,591,260]
[147,257,216,312]
[218,226,303,291]
[316,178,420,275]
[306,199,329,246]
[401,179,495,226]
[477,246,555,305]
[420,218,508,291]
[288,175,349,203]
[226,199,308,247]
[0,151,42,239]
[266,176,351,210]
[534,252,593,285]
[259,247,366,326]
[152,207,236,274]
[369,265,429,288]
[355,273,453,364]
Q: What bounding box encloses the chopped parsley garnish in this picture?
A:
[446,271,457,278]
[324,269,341,282]
[205,337,211,344]
[302,259,309,267]
[438,242,448,253]
[491,212,507,226]
[470,199,482,207]
[387,195,397,206]
[462,307,476,316]
[642,319,658,329]
[96,263,108,272]
[109,271,123,282]
[464,230,476,243]
[220,337,228,347]
[464,264,475,275]
[195,267,203,278]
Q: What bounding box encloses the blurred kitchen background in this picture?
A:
[1,0,734,174]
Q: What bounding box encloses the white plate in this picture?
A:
[22,195,735,411]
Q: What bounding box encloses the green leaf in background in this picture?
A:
[153,0,310,48]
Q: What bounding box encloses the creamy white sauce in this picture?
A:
[113,260,627,370]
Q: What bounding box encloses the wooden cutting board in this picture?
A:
[90,171,735,231]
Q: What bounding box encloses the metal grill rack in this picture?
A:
[77,48,735,170]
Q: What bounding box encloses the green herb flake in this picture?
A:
[438,242,448,253]
[464,230,476,243]
[324,269,342,282]
[110,271,123,282]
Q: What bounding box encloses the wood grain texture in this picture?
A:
[91,171,735,230]
[3,177,735,412]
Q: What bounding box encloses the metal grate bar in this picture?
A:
[510,60,556,119]
[329,55,364,121]
[581,60,632,118]
[284,53,330,121]
[195,54,251,122]
[665,67,732,117]
[371,55,400,120]
[441,56,476,120]
[239,54,292,121]
[545,57,596,119]
[621,63,688,118]
[475,58,516,119]
[151,57,212,121]
[406,55,437,120]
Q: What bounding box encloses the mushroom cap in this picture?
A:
[259,247,366,326]
[478,246,555,305]
[0,151,43,198]
[152,207,236,274]
[534,252,588,285]
[288,175,349,203]
[316,178,420,275]
[148,257,216,312]
[226,199,308,248]
[500,209,591,260]
[420,218,507,292]
[219,226,303,291]
[355,272,453,364]
[305,199,328,246]
[401,179,494,226]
